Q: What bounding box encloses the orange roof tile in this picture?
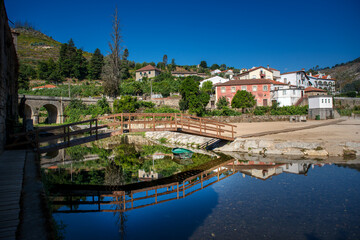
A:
[304,87,326,92]
[136,65,161,72]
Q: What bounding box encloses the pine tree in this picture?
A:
[89,48,104,80]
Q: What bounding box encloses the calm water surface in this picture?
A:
[42,147,360,240]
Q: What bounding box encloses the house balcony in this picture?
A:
[260,73,265,78]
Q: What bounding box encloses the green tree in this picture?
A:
[220,64,227,71]
[179,76,210,116]
[47,58,62,82]
[113,96,139,113]
[18,64,31,90]
[58,39,77,78]
[201,81,214,95]
[210,64,220,70]
[73,49,88,80]
[123,48,129,61]
[163,54,168,66]
[200,61,207,69]
[231,90,256,113]
[88,48,104,80]
[216,96,229,109]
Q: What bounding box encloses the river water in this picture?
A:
[41,145,360,240]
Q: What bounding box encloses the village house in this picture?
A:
[234,66,274,80]
[135,65,161,81]
[308,95,334,120]
[171,70,206,78]
[210,69,221,75]
[271,82,303,107]
[308,73,336,93]
[280,70,311,89]
[200,76,229,87]
[293,87,327,106]
[215,79,274,106]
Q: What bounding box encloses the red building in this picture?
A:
[215,79,280,106]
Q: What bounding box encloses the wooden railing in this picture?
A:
[6,113,236,153]
[7,119,106,153]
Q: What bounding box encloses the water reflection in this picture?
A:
[42,147,360,240]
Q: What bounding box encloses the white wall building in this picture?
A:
[210,69,221,75]
[280,70,311,89]
[199,76,229,87]
[271,83,303,107]
[308,95,334,120]
[308,73,336,93]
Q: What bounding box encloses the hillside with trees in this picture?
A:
[308,57,360,92]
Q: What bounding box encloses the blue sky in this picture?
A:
[4,0,360,72]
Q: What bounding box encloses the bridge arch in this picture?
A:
[24,104,32,120]
[41,104,58,124]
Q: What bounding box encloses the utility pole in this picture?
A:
[150,79,153,100]
[68,80,71,98]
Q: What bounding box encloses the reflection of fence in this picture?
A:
[7,113,236,153]
[51,160,236,214]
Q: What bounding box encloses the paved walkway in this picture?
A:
[0,150,26,240]
[237,119,345,138]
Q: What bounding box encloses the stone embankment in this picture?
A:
[216,138,360,157]
[142,126,360,158]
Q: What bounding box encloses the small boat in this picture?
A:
[172,148,194,159]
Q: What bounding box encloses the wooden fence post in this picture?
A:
[174,113,177,129]
[121,113,123,134]
[67,125,70,147]
[96,119,98,140]
[232,125,234,139]
[153,114,155,131]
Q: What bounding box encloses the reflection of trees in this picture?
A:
[104,163,124,185]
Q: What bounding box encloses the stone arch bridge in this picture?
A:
[19,95,114,124]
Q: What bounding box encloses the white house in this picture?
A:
[235,66,274,80]
[308,73,336,93]
[280,70,311,89]
[210,69,221,75]
[271,81,303,107]
[199,76,229,87]
[308,95,334,120]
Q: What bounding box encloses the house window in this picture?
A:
[252,86,257,91]
[241,86,247,91]
[221,87,226,93]
[149,71,151,74]
[329,99,331,103]
[322,99,324,103]
[263,85,268,91]
[252,75,256,79]
[231,87,236,93]
[293,90,296,95]
[284,78,287,84]
[283,90,287,95]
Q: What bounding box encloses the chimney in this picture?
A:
[267,65,269,69]
[301,68,305,71]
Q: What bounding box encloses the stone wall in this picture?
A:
[145,97,180,109]
[0,0,19,152]
[207,115,302,123]
[334,97,360,108]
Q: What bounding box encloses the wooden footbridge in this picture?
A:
[7,113,236,153]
